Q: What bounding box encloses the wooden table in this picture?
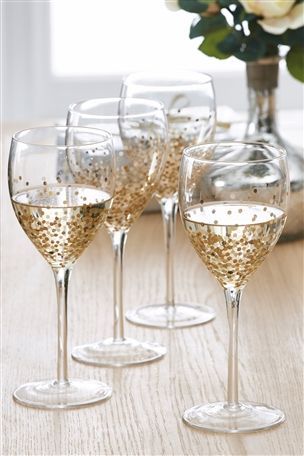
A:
[2,125,303,455]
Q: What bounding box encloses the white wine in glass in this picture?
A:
[184,202,286,289]
[12,185,111,268]
[9,126,115,409]
[179,141,289,433]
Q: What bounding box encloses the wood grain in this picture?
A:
[2,125,303,456]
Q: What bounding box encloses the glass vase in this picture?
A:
[245,58,304,242]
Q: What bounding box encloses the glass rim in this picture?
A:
[12,125,113,149]
[68,97,165,120]
[183,141,287,165]
[122,70,213,89]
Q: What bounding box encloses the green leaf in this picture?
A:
[254,23,304,47]
[244,12,257,21]
[178,0,210,13]
[232,5,245,25]
[286,46,304,82]
[264,44,279,57]
[199,28,232,59]
[281,27,304,47]
[218,31,242,54]
[248,23,278,45]
[232,5,257,24]
[234,37,266,61]
[218,0,234,6]
[190,14,227,38]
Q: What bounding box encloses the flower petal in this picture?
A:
[288,2,304,29]
[165,0,180,11]
[259,2,304,34]
[240,0,295,19]
[258,16,290,34]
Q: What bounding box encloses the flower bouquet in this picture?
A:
[167,0,304,240]
[168,0,304,81]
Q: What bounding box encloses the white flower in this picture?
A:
[258,3,304,34]
[165,0,180,11]
[239,0,296,18]
[240,1,304,35]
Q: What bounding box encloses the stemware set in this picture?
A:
[9,71,289,433]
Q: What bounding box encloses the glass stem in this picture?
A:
[52,267,72,385]
[110,230,128,341]
[160,198,178,309]
[224,287,242,407]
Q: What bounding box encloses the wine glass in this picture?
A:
[67,98,168,366]
[179,141,289,433]
[121,71,216,328]
[8,126,115,409]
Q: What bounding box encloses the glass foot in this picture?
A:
[183,401,285,433]
[13,379,112,410]
[72,337,166,367]
[125,303,216,329]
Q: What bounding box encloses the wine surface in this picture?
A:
[183,202,286,288]
[12,185,111,268]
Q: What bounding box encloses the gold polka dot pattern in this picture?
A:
[155,112,207,200]
[105,139,164,232]
[183,202,286,289]
[12,185,111,268]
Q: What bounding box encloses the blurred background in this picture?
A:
[3,0,303,123]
